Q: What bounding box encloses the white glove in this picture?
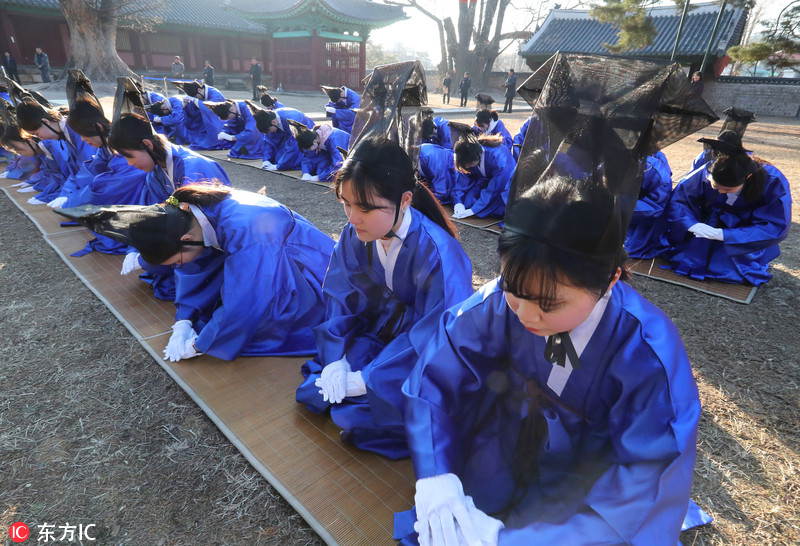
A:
[689,223,724,241]
[153,116,162,124]
[0,171,8,178]
[314,357,350,404]
[260,160,277,170]
[120,252,143,275]
[345,370,367,397]
[414,474,481,546]
[17,185,36,193]
[463,496,503,546]
[217,131,235,142]
[453,203,465,216]
[11,180,30,187]
[27,196,46,205]
[301,172,313,181]
[453,208,474,220]
[309,175,319,181]
[325,106,337,114]
[47,196,68,208]
[163,320,198,362]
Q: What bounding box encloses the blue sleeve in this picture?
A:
[175,149,231,187]
[300,150,312,175]
[512,119,530,161]
[469,148,514,216]
[450,171,471,206]
[665,168,708,244]
[233,108,262,150]
[161,99,185,127]
[194,245,280,360]
[722,167,792,255]
[633,157,672,219]
[261,132,279,163]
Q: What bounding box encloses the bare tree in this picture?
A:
[386,0,536,88]
[58,0,164,81]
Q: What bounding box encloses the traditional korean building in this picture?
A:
[0,0,404,89]
[520,2,749,76]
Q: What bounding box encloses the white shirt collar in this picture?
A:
[274,111,283,131]
[726,189,742,205]
[58,118,73,146]
[488,118,498,134]
[188,204,220,250]
[165,144,174,183]
[374,207,412,291]
[546,288,612,396]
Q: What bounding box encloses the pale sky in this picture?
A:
[368,0,788,67]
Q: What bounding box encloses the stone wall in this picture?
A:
[704,79,800,118]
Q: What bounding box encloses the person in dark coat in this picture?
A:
[502,69,517,113]
[442,71,452,104]
[459,72,471,107]
[3,52,21,84]
[34,47,50,83]
[249,57,262,101]
[202,60,215,86]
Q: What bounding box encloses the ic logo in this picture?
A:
[9,522,29,543]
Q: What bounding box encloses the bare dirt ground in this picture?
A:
[1,85,799,545]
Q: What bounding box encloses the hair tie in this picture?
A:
[165,195,180,207]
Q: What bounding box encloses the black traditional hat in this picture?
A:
[475,93,495,110]
[321,85,343,102]
[719,106,756,137]
[256,86,278,108]
[1,75,47,108]
[66,69,109,138]
[111,76,156,133]
[348,60,427,168]
[203,100,234,121]
[54,202,203,264]
[697,129,751,155]
[173,80,202,98]
[286,118,317,150]
[506,53,718,249]
[243,99,277,134]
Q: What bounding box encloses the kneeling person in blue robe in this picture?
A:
[57,185,336,361]
[254,107,315,171]
[205,99,267,159]
[295,137,473,459]
[289,121,348,182]
[662,131,791,286]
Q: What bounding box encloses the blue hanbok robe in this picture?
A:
[28,141,71,202]
[145,91,166,133]
[475,119,513,151]
[171,190,334,360]
[417,143,455,204]
[397,279,704,544]
[327,107,357,134]
[2,155,38,180]
[424,117,452,149]
[136,144,232,300]
[300,126,349,182]
[64,147,150,256]
[296,208,474,459]
[183,87,231,150]
[451,144,515,218]
[266,100,286,110]
[327,87,360,109]
[262,108,315,170]
[35,119,94,202]
[158,96,190,145]
[225,101,267,159]
[661,163,791,285]
[625,151,673,259]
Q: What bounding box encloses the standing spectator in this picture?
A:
[690,71,704,96]
[3,52,21,84]
[458,72,471,107]
[501,68,517,113]
[171,56,184,79]
[33,47,50,83]
[249,57,262,101]
[202,60,215,86]
[442,71,452,105]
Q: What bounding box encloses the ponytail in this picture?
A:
[410,181,458,239]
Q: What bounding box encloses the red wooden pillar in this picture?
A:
[142,33,153,72]
[269,35,276,87]
[311,30,321,91]
[129,30,143,70]
[220,38,228,71]
[58,22,70,66]
[0,11,23,61]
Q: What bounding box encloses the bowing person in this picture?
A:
[57,184,335,362]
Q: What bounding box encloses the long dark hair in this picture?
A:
[171,184,232,206]
[67,99,111,139]
[708,151,767,202]
[498,177,628,311]
[108,113,168,164]
[475,109,499,125]
[334,136,457,238]
[16,101,61,133]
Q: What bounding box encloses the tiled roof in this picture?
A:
[520,3,748,60]
[230,0,405,24]
[4,0,265,34]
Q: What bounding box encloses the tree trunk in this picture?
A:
[59,0,135,82]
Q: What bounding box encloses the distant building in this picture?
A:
[520,2,749,76]
[0,0,405,89]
